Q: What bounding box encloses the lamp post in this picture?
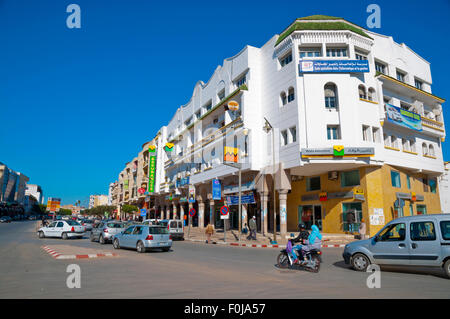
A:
[263,117,277,243]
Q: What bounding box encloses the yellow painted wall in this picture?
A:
[287,164,442,235]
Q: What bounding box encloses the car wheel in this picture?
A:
[162,247,170,252]
[99,235,105,245]
[136,241,146,253]
[444,259,450,279]
[38,231,45,239]
[351,253,370,272]
[113,238,120,249]
[62,232,68,240]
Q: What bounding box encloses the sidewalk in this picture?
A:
[183,226,357,248]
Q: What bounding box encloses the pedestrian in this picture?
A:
[359,218,367,240]
[205,223,214,244]
[346,211,355,233]
[249,216,257,240]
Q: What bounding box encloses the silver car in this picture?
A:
[112,225,172,253]
[343,214,450,278]
[90,221,124,244]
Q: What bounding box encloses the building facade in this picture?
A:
[439,162,450,214]
[25,184,44,205]
[89,194,109,208]
[111,15,446,239]
[0,162,29,206]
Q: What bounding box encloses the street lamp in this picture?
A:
[263,117,277,244]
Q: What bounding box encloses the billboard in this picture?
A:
[385,103,422,131]
[148,146,157,193]
[299,60,370,73]
[46,197,61,212]
[212,179,221,200]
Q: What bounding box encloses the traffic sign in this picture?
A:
[189,208,196,217]
[220,205,229,219]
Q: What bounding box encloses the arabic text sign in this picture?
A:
[299,60,370,73]
[385,103,422,131]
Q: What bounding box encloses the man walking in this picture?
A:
[249,216,257,240]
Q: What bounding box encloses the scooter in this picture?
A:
[276,241,322,273]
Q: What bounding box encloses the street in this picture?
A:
[0,221,449,299]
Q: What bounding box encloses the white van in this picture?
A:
[159,219,184,240]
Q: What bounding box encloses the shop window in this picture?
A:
[391,171,401,188]
[416,204,427,215]
[342,202,363,232]
[341,170,360,187]
[429,178,437,193]
[306,176,321,192]
[410,221,436,241]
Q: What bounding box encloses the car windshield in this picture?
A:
[66,220,81,226]
[149,227,169,234]
[107,223,124,228]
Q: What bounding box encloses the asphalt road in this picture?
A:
[0,221,449,298]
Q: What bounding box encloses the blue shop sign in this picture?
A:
[299,60,370,73]
[212,179,222,200]
[226,193,256,205]
[176,177,190,188]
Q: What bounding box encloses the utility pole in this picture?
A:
[263,117,277,243]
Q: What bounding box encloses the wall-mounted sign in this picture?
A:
[138,188,146,194]
[176,177,190,188]
[353,188,365,201]
[212,179,222,200]
[299,60,370,73]
[319,192,327,202]
[148,146,157,193]
[227,100,240,111]
[148,145,156,153]
[188,185,196,203]
[224,146,239,163]
[385,103,422,131]
[301,147,374,158]
[226,193,256,205]
[223,181,255,194]
[164,143,174,152]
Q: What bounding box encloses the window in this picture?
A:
[410,222,436,241]
[124,226,134,234]
[422,178,429,192]
[211,148,215,157]
[281,130,288,146]
[306,176,321,191]
[378,223,406,242]
[422,143,428,156]
[384,134,390,147]
[57,222,64,227]
[204,101,212,112]
[440,221,450,240]
[280,92,287,106]
[355,52,367,60]
[289,126,297,143]
[416,205,427,215]
[326,47,347,57]
[429,178,437,193]
[299,47,322,58]
[415,79,423,90]
[327,125,340,140]
[391,171,401,188]
[341,170,360,187]
[324,83,338,109]
[368,88,376,101]
[184,117,192,127]
[372,127,380,143]
[402,138,410,152]
[280,52,293,67]
[287,87,295,102]
[406,175,411,189]
[358,85,367,99]
[218,89,225,101]
[391,136,398,149]
[362,125,371,142]
[410,140,416,153]
[195,110,201,120]
[236,74,246,87]
[375,61,386,74]
[396,70,406,82]
[132,226,143,235]
[429,144,435,157]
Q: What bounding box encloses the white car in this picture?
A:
[38,220,85,239]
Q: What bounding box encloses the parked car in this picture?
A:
[80,219,94,231]
[343,214,450,278]
[90,221,125,244]
[0,216,12,223]
[112,225,172,253]
[28,215,37,220]
[37,220,85,239]
[159,219,184,240]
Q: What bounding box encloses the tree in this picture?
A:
[122,204,138,215]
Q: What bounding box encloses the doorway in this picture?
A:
[298,205,323,231]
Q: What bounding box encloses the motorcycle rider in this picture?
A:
[300,225,322,265]
[289,223,309,264]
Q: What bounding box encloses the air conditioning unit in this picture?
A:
[328,171,338,180]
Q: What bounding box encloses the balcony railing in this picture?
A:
[422,117,445,132]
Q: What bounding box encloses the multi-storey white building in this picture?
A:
[439,162,450,214]
[113,15,446,238]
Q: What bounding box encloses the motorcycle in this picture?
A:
[276,240,322,273]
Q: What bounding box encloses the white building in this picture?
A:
[439,162,450,213]
[116,15,446,238]
[25,184,44,204]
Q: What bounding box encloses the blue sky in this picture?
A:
[1,0,449,206]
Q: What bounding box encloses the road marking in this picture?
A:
[41,246,118,260]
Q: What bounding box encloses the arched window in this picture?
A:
[429,144,435,157]
[287,87,295,103]
[358,85,367,99]
[410,140,416,153]
[280,92,287,106]
[324,83,338,109]
[422,143,428,156]
[368,88,376,101]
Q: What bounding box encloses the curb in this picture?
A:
[184,239,346,249]
[41,246,118,260]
